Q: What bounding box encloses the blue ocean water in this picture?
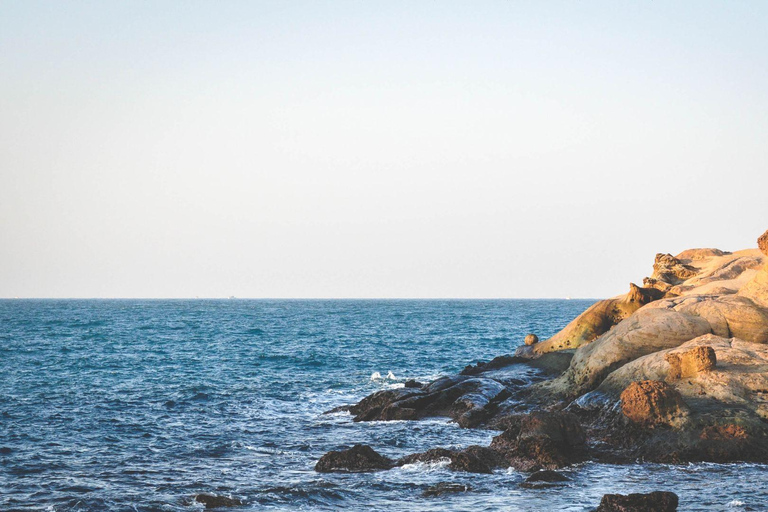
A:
[2,299,767,511]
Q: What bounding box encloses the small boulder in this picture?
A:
[620,380,688,427]
[397,446,504,474]
[665,346,716,381]
[193,494,244,508]
[595,491,678,512]
[525,334,539,345]
[403,379,423,388]
[315,444,393,472]
[422,482,472,497]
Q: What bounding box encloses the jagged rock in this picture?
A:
[422,482,472,497]
[665,346,716,380]
[315,445,394,472]
[521,469,569,489]
[525,334,539,345]
[594,491,678,512]
[403,379,423,388]
[193,494,244,508]
[620,380,688,427]
[490,411,586,470]
[759,230,768,256]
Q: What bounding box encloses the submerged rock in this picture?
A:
[422,482,472,497]
[594,491,678,512]
[193,494,244,508]
[315,444,393,472]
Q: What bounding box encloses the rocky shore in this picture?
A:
[317,229,768,509]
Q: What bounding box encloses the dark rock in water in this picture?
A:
[404,379,423,388]
[594,491,678,512]
[193,493,244,508]
[521,469,570,489]
[422,482,472,497]
[315,444,393,472]
[348,375,511,428]
[490,411,586,471]
[460,355,521,376]
[397,445,505,474]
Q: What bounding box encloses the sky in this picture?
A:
[1,1,767,299]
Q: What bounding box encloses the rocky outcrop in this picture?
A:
[619,380,688,427]
[516,283,663,357]
[594,491,678,512]
[314,445,394,472]
[329,229,768,470]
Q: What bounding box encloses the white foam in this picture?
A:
[370,371,382,380]
[727,500,746,508]
[397,458,451,472]
[386,371,397,380]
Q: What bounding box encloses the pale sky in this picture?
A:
[1,1,767,298]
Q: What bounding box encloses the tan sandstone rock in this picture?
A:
[664,346,716,381]
[524,334,539,346]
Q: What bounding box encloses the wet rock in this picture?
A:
[422,482,472,497]
[315,444,393,473]
[620,380,688,427]
[525,334,539,345]
[490,411,586,470]
[193,493,244,508]
[521,469,570,489]
[349,375,511,427]
[594,491,678,512]
[404,379,423,388]
[397,446,504,474]
[665,346,716,380]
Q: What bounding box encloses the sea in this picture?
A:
[2,299,766,511]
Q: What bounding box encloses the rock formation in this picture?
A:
[317,229,768,474]
[594,491,678,512]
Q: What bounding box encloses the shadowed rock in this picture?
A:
[315,444,394,472]
[594,491,678,512]
[490,411,586,470]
